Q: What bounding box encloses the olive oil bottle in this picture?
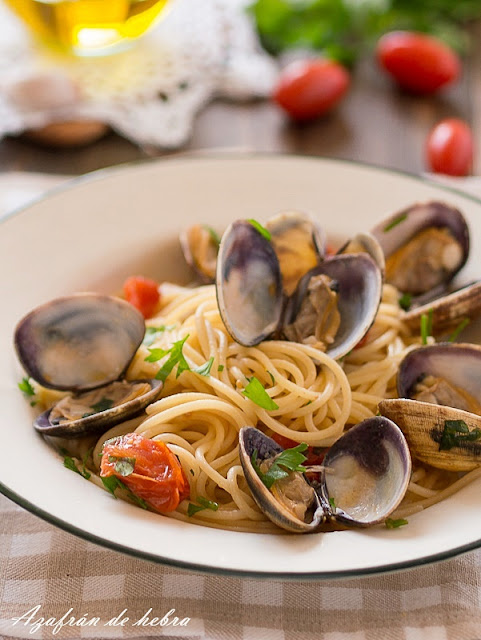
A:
[5,0,170,55]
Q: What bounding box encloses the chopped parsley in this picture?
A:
[329,497,336,510]
[420,308,434,345]
[217,364,225,372]
[398,293,412,311]
[385,518,408,529]
[242,377,279,410]
[187,496,219,517]
[146,335,191,382]
[18,377,35,397]
[63,454,91,480]
[193,357,214,377]
[108,455,136,477]
[90,397,114,413]
[247,218,272,241]
[101,476,149,509]
[202,225,221,248]
[267,371,276,385]
[448,318,470,342]
[438,419,481,451]
[251,443,308,489]
[143,325,175,347]
[383,213,407,233]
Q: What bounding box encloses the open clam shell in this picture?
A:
[239,427,325,533]
[265,211,325,296]
[34,379,163,438]
[319,417,412,527]
[216,220,283,347]
[379,343,481,471]
[15,293,145,391]
[285,254,383,360]
[371,201,469,297]
[337,231,386,276]
[180,224,219,283]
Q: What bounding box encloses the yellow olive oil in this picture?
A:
[5,0,170,55]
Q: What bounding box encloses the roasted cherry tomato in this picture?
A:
[100,433,190,512]
[426,118,474,177]
[376,31,460,94]
[123,275,160,319]
[272,59,350,121]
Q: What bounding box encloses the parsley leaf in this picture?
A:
[90,397,114,413]
[420,308,434,345]
[242,377,279,410]
[147,335,191,382]
[385,518,408,529]
[438,419,481,451]
[202,225,221,248]
[217,364,225,372]
[251,443,308,489]
[384,213,407,232]
[108,455,136,477]
[63,455,90,480]
[101,475,149,509]
[187,496,219,517]
[193,357,214,377]
[448,318,470,342]
[398,293,412,311]
[18,377,35,397]
[247,219,271,241]
[329,497,336,510]
[143,325,175,347]
[267,371,276,385]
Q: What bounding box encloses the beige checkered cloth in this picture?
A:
[2,172,481,640]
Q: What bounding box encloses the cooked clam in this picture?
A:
[180,224,220,283]
[371,201,469,297]
[216,221,382,359]
[338,231,386,275]
[265,211,325,296]
[239,418,411,533]
[379,343,481,471]
[15,293,163,438]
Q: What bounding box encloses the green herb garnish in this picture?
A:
[108,456,136,477]
[448,318,471,342]
[267,371,276,385]
[385,518,408,529]
[143,325,175,347]
[146,335,191,382]
[420,309,434,345]
[384,213,407,233]
[438,419,481,451]
[101,476,149,509]
[202,225,221,248]
[193,357,214,377]
[247,219,271,241]
[329,497,336,510]
[251,443,308,489]
[18,377,35,397]
[218,364,225,372]
[242,377,279,410]
[398,293,412,311]
[187,496,219,517]
[63,455,91,480]
[90,397,114,413]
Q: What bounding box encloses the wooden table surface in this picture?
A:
[1,24,480,176]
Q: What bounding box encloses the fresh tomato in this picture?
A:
[100,433,190,512]
[123,275,160,319]
[426,118,474,176]
[272,59,350,121]
[376,31,460,94]
[353,329,373,350]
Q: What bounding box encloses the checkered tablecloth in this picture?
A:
[1,171,481,640]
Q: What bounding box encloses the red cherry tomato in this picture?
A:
[100,433,190,512]
[123,275,160,319]
[273,59,350,121]
[377,31,460,94]
[426,118,473,177]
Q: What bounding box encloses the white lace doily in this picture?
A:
[0,0,278,148]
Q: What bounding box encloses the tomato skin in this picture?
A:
[426,118,473,177]
[100,433,190,512]
[377,31,460,94]
[123,275,160,319]
[272,59,350,121]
